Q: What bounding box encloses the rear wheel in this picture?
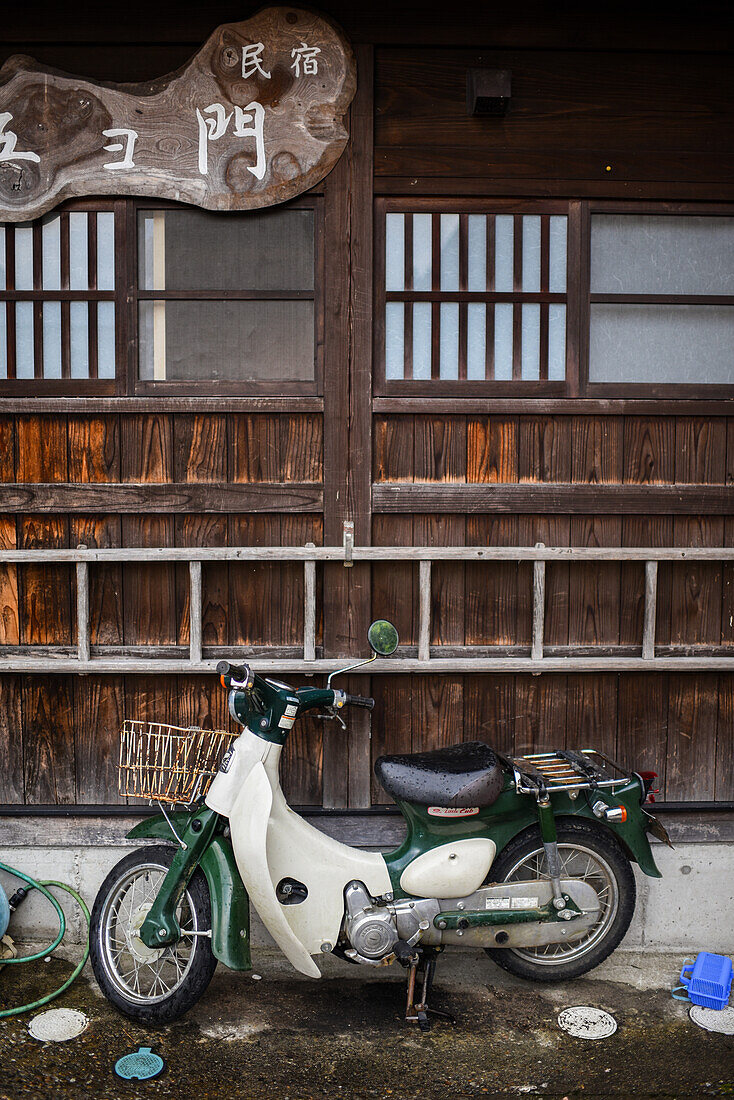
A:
[485,819,635,981]
[90,844,217,1023]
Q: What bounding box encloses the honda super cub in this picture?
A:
[90,620,670,1028]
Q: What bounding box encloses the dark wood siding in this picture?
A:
[1,4,733,812]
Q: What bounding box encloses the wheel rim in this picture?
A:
[98,861,200,1004]
[501,842,619,965]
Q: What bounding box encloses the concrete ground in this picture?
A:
[0,948,732,1099]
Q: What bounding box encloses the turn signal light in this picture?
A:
[592,800,627,823]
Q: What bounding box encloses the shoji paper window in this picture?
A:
[0,207,116,381]
[383,209,568,384]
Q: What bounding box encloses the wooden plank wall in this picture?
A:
[370,413,734,804]
[373,47,734,199]
[0,411,326,807]
[1,19,734,812]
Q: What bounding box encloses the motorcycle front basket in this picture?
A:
[118,720,236,806]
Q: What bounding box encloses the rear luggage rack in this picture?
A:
[501,749,632,796]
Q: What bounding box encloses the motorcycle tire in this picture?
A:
[90,844,218,1023]
[484,818,636,982]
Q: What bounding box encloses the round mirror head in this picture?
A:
[368,619,399,656]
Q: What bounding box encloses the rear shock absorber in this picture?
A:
[536,795,572,916]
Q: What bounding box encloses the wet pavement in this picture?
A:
[0,948,732,1099]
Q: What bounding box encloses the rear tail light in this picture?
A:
[638,771,659,804]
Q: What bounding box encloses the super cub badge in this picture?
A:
[219,748,235,774]
[427,807,480,817]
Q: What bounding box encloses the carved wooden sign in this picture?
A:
[0,7,356,221]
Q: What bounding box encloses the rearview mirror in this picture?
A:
[368,619,399,656]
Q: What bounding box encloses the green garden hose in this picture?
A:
[0,861,90,1019]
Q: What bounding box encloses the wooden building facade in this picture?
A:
[0,3,733,819]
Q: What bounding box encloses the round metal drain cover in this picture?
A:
[28,1008,88,1042]
[115,1046,165,1080]
[558,1006,617,1039]
[689,1005,734,1035]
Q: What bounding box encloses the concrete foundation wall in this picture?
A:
[1,837,732,955]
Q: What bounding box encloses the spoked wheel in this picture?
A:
[90,844,217,1023]
[485,819,636,981]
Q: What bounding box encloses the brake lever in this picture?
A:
[316,707,347,730]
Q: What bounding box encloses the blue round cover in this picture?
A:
[114,1047,165,1080]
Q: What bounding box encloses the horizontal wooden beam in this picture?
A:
[0,482,323,513]
[0,397,324,414]
[373,397,734,416]
[372,483,734,515]
[2,545,734,563]
[374,177,734,203]
[374,147,734,183]
[1,655,734,674]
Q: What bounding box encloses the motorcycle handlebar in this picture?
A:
[343,694,375,711]
[216,660,253,687]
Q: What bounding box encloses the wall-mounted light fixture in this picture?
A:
[466,68,511,117]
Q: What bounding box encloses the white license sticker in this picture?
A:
[427,806,480,817]
[485,898,511,910]
[511,897,539,909]
[278,715,296,729]
[284,704,298,717]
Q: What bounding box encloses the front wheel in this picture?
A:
[89,844,217,1023]
[485,819,636,982]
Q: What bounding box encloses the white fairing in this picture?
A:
[399,838,496,899]
[209,729,391,978]
[206,732,269,816]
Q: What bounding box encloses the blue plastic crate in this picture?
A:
[678,953,733,1010]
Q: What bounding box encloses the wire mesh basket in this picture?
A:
[119,720,237,806]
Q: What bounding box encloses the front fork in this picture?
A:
[140,807,219,949]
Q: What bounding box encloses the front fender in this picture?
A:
[126,813,251,971]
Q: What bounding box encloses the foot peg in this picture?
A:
[404,948,455,1032]
[394,939,420,968]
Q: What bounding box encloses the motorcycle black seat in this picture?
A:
[374,741,505,808]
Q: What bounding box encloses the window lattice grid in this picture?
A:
[383,210,569,383]
[0,208,116,382]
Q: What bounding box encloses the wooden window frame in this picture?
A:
[375,197,573,397]
[582,200,734,400]
[0,198,124,396]
[128,195,324,398]
[0,194,324,398]
[374,197,734,400]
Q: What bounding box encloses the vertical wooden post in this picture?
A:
[322,45,374,809]
[304,543,316,662]
[76,551,90,665]
[419,559,432,662]
[531,544,546,664]
[642,560,658,661]
[189,560,202,665]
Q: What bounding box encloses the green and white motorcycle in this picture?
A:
[90,620,670,1028]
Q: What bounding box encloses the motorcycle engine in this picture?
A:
[344,882,398,960]
[343,881,440,963]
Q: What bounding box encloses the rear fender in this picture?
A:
[575,784,664,879]
[126,813,251,971]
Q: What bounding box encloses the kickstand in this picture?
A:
[404,949,455,1032]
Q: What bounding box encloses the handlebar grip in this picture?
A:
[216,660,253,686]
[344,694,375,710]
